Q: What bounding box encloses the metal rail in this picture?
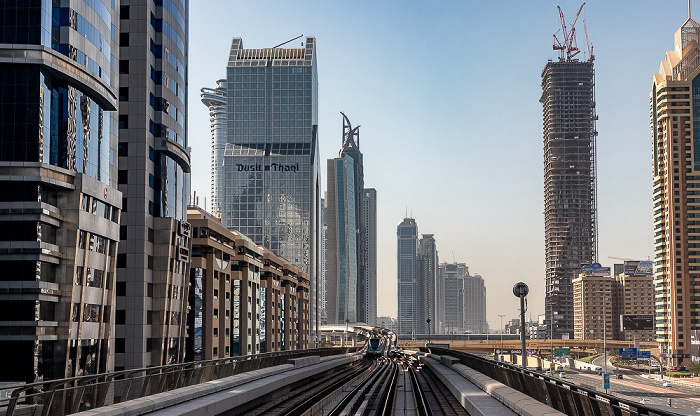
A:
[0,347,359,416]
[423,347,682,416]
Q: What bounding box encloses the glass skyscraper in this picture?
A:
[0,0,121,381]
[204,37,320,341]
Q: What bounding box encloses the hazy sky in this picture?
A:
[187,1,689,330]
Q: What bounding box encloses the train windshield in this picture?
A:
[369,338,380,348]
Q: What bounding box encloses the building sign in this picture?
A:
[623,260,653,276]
[236,163,299,173]
[620,315,653,331]
[178,246,190,262]
[619,347,638,361]
[179,221,191,237]
[581,263,611,277]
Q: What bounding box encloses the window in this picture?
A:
[148,227,154,243]
[116,281,126,296]
[115,310,125,324]
[118,143,128,157]
[120,5,129,19]
[147,283,153,297]
[119,87,128,101]
[122,197,127,212]
[119,226,127,240]
[118,115,128,129]
[118,170,128,184]
[115,338,125,353]
[119,60,129,74]
[116,253,126,268]
[119,32,129,46]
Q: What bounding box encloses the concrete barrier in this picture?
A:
[287,356,320,368]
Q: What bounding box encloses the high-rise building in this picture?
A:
[541,38,598,340]
[417,234,439,334]
[397,217,418,335]
[463,274,486,334]
[326,147,358,324]
[363,188,377,326]
[439,263,468,334]
[115,0,192,369]
[320,196,327,324]
[651,12,700,366]
[326,114,376,325]
[0,0,122,382]
[203,37,320,342]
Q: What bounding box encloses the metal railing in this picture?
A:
[0,347,359,416]
[424,347,679,416]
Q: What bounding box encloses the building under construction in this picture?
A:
[541,5,598,340]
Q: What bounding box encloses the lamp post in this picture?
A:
[513,282,529,369]
[427,318,431,345]
[597,290,611,393]
[345,319,349,348]
[498,314,505,349]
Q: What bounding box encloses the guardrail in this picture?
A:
[424,347,679,416]
[0,347,359,416]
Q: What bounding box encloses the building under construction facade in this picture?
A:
[541,60,598,340]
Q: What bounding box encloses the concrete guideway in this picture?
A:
[73,353,363,416]
[420,353,565,416]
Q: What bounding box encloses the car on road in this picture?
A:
[663,381,671,387]
[616,373,623,379]
[559,372,566,378]
[596,369,602,375]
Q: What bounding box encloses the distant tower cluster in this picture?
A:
[541,4,598,340]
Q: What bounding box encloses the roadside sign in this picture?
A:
[602,373,610,390]
[554,347,571,357]
[619,348,638,361]
[638,350,651,359]
[495,349,522,355]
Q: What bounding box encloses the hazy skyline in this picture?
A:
[188,1,687,330]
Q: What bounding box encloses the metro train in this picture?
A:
[367,337,383,357]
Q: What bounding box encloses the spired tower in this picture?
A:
[650,5,700,366]
[541,4,598,340]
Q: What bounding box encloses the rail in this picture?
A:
[0,347,359,416]
[423,347,681,416]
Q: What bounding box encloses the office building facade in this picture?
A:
[439,263,468,334]
[115,0,191,369]
[0,1,122,382]
[651,14,700,365]
[541,57,598,340]
[204,37,320,341]
[397,217,418,335]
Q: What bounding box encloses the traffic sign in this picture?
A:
[495,349,522,355]
[554,347,571,357]
[619,347,638,361]
[638,350,651,359]
[602,373,610,390]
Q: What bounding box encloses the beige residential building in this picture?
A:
[651,12,700,366]
[574,264,654,342]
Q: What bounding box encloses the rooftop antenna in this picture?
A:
[272,34,304,49]
[690,0,692,19]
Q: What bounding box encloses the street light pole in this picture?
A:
[499,314,505,349]
[513,282,529,369]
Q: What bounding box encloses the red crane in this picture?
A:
[553,3,585,61]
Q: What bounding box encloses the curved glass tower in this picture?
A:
[0,1,121,382]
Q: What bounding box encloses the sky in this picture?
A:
[187,1,690,331]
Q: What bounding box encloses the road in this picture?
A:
[558,357,700,413]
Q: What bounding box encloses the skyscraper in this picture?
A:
[417,234,439,334]
[439,263,469,334]
[115,0,192,369]
[0,2,121,381]
[363,188,377,326]
[651,11,700,366]
[204,37,320,342]
[463,274,486,334]
[397,217,418,335]
[326,114,375,325]
[541,22,597,340]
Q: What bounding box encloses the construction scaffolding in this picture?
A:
[541,60,598,340]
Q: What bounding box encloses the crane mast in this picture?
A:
[552,3,586,61]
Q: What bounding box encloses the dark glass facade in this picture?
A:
[0,0,121,383]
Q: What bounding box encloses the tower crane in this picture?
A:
[553,3,585,61]
[584,20,594,62]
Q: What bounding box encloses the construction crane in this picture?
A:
[584,20,594,62]
[553,3,585,61]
